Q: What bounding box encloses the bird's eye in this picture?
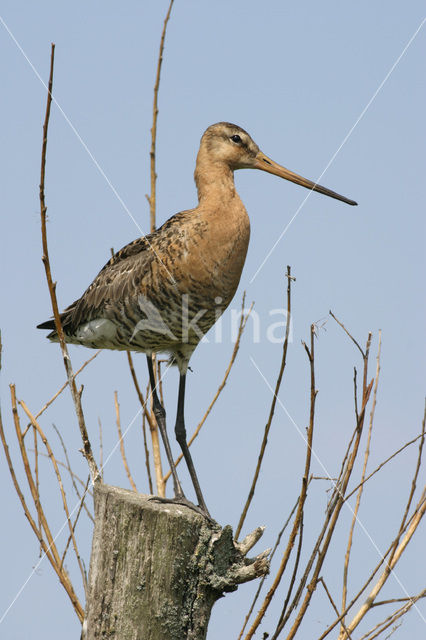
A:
[231,134,242,144]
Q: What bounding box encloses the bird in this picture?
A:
[38,122,357,518]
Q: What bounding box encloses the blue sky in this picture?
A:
[1,2,425,638]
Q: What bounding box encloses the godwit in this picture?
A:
[38,122,356,517]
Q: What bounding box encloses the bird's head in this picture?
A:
[198,122,357,206]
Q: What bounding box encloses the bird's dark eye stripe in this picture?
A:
[231,134,242,143]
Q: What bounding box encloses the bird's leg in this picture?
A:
[146,355,184,500]
[175,373,211,518]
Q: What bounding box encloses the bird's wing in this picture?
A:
[38,235,156,335]
[37,210,194,336]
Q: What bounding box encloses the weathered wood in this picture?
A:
[83,484,269,640]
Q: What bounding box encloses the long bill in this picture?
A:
[254,152,357,206]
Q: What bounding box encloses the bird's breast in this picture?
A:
[170,202,250,306]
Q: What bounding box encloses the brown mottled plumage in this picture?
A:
[38,122,356,517]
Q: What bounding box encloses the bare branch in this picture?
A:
[246,321,316,640]
[271,329,374,640]
[329,310,365,358]
[98,417,104,481]
[39,43,98,481]
[60,475,91,596]
[7,385,84,621]
[238,492,301,640]
[318,578,353,640]
[126,352,160,495]
[114,391,137,492]
[19,398,87,595]
[52,423,94,522]
[339,403,426,638]
[237,267,293,540]
[345,433,423,501]
[148,0,174,232]
[341,332,382,633]
[357,589,426,640]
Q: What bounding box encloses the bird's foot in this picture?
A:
[149,495,215,524]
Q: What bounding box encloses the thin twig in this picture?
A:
[317,509,418,640]
[329,310,365,358]
[22,351,101,438]
[60,475,91,596]
[39,43,98,481]
[237,492,302,640]
[52,423,94,522]
[33,452,94,522]
[32,422,42,557]
[157,359,166,408]
[345,433,423,502]
[163,294,253,483]
[98,417,104,481]
[8,385,84,621]
[144,377,165,496]
[246,321,316,640]
[338,403,426,638]
[126,352,158,494]
[237,267,293,540]
[340,332,382,634]
[19,399,87,593]
[357,589,426,640]
[144,0,174,491]
[272,329,374,639]
[318,578,353,640]
[141,407,154,494]
[114,391,137,492]
[148,0,174,233]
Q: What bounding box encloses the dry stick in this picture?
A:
[35,452,94,521]
[359,590,426,640]
[340,332,382,635]
[0,405,83,621]
[147,379,165,496]
[8,386,84,621]
[145,0,175,489]
[245,323,317,640]
[329,310,365,358]
[114,391,137,492]
[19,399,87,594]
[270,329,374,640]
[32,422,42,557]
[39,44,98,482]
[236,267,293,541]
[317,507,419,640]
[148,0,174,233]
[98,417,104,481]
[142,413,154,495]
[389,399,426,554]
[21,351,101,438]
[163,295,253,484]
[157,359,166,408]
[345,433,423,502]
[142,407,154,494]
[338,405,426,639]
[275,427,371,639]
[318,578,353,640]
[237,492,301,640]
[60,475,91,595]
[127,352,156,494]
[371,592,426,608]
[281,380,373,640]
[52,423,94,522]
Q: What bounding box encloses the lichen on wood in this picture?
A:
[83,484,269,640]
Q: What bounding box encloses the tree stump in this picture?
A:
[83,484,269,640]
